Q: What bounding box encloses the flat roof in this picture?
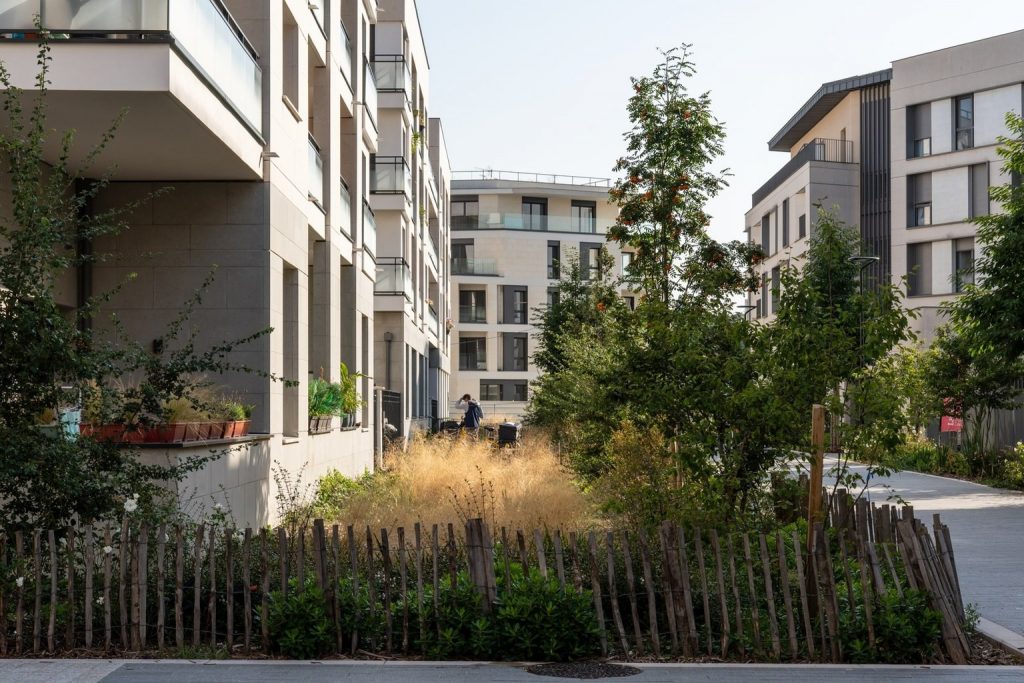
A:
[767,69,891,151]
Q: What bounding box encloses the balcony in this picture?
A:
[451,213,611,234]
[426,306,439,338]
[363,59,378,130]
[371,155,412,197]
[362,200,377,257]
[460,306,487,324]
[452,170,611,187]
[372,54,411,97]
[751,138,855,206]
[452,258,498,276]
[338,19,353,88]
[307,135,324,208]
[0,0,264,179]
[375,257,412,299]
[338,179,352,238]
[425,231,439,273]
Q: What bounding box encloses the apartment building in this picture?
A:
[891,30,1024,339]
[370,0,451,437]
[448,171,629,412]
[746,70,892,322]
[747,30,1024,336]
[0,0,450,525]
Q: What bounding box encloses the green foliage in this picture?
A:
[311,468,372,519]
[309,363,363,417]
[0,39,276,529]
[841,589,942,664]
[267,583,336,659]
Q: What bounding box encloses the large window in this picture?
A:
[907,102,932,158]
[451,196,479,230]
[547,241,560,279]
[459,289,486,323]
[459,336,487,371]
[581,244,602,281]
[546,287,560,308]
[970,163,989,218]
[955,95,974,151]
[798,214,807,240]
[781,199,790,248]
[908,173,932,227]
[761,214,771,255]
[480,382,501,401]
[510,335,528,371]
[512,289,528,324]
[512,382,528,402]
[522,197,547,230]
[907,243,932,297]
[571,200,597,233]
[770,266,780,314]
[622,251,635,281]
[501,286,528,324]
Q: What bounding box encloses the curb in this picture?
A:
[977,617,1024,660]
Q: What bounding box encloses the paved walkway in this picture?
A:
[827,457,1024,634]
[1,660,1023,683]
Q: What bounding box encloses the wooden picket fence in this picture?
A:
[0,493,970,662]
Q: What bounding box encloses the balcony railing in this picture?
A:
[307,135,324,207]
[451,258,498,276]
[371,155,412,197]
[338,179,352,238]
[363,59,378,128]
[362,200,377,257]
[0,0,264,132]
[338,19,353,87]
[752,137,856,206]
[375,257,412,298]
[427,306,439,338]
[308,0,324,34]
[450,213,611,234]
[459,306,487,323]
[425,231,439,272]
[372,54,411,96]
[452,169,612,187]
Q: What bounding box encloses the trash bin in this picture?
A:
[497,422,520,447]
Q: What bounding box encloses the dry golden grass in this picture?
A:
[329,430,595,532]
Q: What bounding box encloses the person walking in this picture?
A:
[458,393,484,439]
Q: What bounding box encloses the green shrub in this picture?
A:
[1004,443,1024,489]
[841,589,942,664]
[267,583,335,659]
[313,469,366,519]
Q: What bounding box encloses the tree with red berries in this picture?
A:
[609,45,758,307]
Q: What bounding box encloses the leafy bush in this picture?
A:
[841,589,942,664]
[1004,443,1024,489]
[267,583,336,659]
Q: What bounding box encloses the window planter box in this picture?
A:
[309,415,334,434]
[82,420,253,444]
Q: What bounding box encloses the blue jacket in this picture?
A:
[463,400,483,429]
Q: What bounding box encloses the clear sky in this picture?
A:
[417,0,1023,244]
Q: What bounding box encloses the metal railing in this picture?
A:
[362,200,377,257]
[0,0,263,132]
[374,257,412,298]
[459,305,487,323]
[338,19,353,87]
[307,134,323,207]
[453,169,611,187]
[372,54,411,95]
[371,155,412,196]
[752,138,855,206]
[338,178,352,238]
[450,212,610,234]
[363,59,378,128]
[451,258,498,276]
[426,306,439,338]
[425,231,439,272]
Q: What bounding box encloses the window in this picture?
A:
[970,163,989,218]
[761,214,771,255]
[546,288,560,308]
[501,286,528,324]
[908,173,932,227]
[571,200,597,233]
[480,382,501,401]
[522,197,547,230]
[906,243,932,297]
[954,239,974,293]
[798,214,807,240]
[511,336,527,371]
[770,266,780,314]
[459,336,487,371]
[547,241,560,279]
[282,8,300,115]
[760,273,768,317]
[451,195,479,230]
[622,251,635,280]
[955,95,974,151]
[623,295,635,310]
[512,289,528,323]
[907,102,932,158]
[782,199,790,248]
[459,289,486,323]
[512,382,528,402]
[451,240,473,262]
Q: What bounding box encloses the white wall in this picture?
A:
[975,84,1023,147]
[931,167,969,225]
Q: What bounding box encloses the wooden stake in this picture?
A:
[636,529,660,658]
[605,531,629,655]
[742,533,762,652]
[807,404,826,553]
[620,531,644,656]
[587,532,608,657]
[775,532,798,659]
[175,526,184,649]
[553,530,567,592]
[791,531,814,659]
[758,533,781,658]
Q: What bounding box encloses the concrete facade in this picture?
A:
[447,173,627,412]
[0,0,451,526]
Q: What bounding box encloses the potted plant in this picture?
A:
[339,362,365,429]
[308,375,343,434]
[219,399,253,438]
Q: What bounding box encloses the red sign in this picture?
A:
[941,397,963,432]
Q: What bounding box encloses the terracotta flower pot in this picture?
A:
[238,420,251,437]
[184,422,204,442]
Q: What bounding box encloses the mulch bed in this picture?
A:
[527,662,642,679]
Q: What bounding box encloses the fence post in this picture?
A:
[806,404,826,553]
